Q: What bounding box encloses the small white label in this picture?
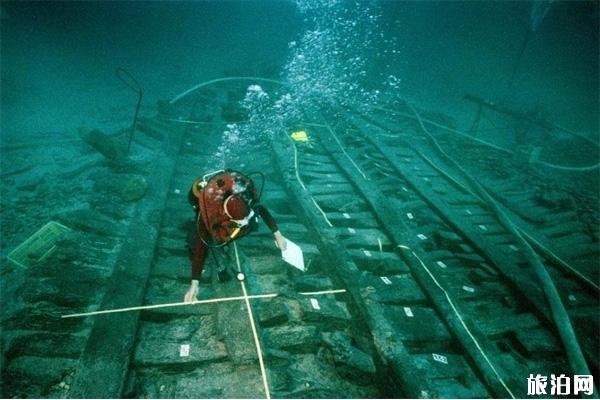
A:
[462,285,475,293]
[348,227,356,234]
[174,188,181,194]
[404,307,414,317]
[417,234,427,240]
[406,212,414,220]
[380,276,392,285]
[466,209,472,215]
[310,298,320,310]
[436,261,447,269]
[478,225,487,231]
[343,212,351,219]
[363,250,372,257]
[568,294,577,302]
[509,244,518,251]
[180,344,190,357]
[432,353,448,364]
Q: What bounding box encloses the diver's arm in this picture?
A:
[184,220,208,302]
[273,230,287,251]
[255,204,287,250]
[255,204,278,232]
[184,280,199,303]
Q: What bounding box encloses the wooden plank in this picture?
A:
[133,316,227,366]
[327,212,379,227]
[301,164,338,174]
[320,127,521,397]
[541,221,583,238]
[361,273,427,304]
[70,124,184,398]
[271,137,433,398]
[361,131,598,374]
[308,183,355,195]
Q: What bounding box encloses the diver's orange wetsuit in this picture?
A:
[188,171,279,280]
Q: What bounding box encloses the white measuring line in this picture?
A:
[311,198,334,227]
[61,293,278,318]
[233,242,270,399]
[324,123,369,180]
[288,136,308,192]
[61,288,347,319]
[286,134,334,228]
[299,289,346,296]
[398,244,515,399]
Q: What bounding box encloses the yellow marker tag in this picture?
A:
[230,227,241,239]
[291,130,309,142]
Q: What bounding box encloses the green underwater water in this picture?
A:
[0,1,598,398]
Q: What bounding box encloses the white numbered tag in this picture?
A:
[310,298,320,310]
[180,344,190,357]
[380,276,392,285]
[432,353,448,364]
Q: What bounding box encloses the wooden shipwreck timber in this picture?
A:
[1,83,598,398]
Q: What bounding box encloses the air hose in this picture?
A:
[404,100,593,382]
[169,76,287,105]
[115,68,143,153]
[534,160,600,172]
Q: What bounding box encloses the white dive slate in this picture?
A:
[281,238,305,271]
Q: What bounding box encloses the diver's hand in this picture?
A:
[273,230,287,251]
[184,280,199,303]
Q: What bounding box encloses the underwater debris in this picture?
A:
[7,221,72,269]
[121,174,148,202]
[78,127,127,161]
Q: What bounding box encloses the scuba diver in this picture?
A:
[184,170,287,302]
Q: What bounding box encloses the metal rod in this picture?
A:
[115,68,143,154]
